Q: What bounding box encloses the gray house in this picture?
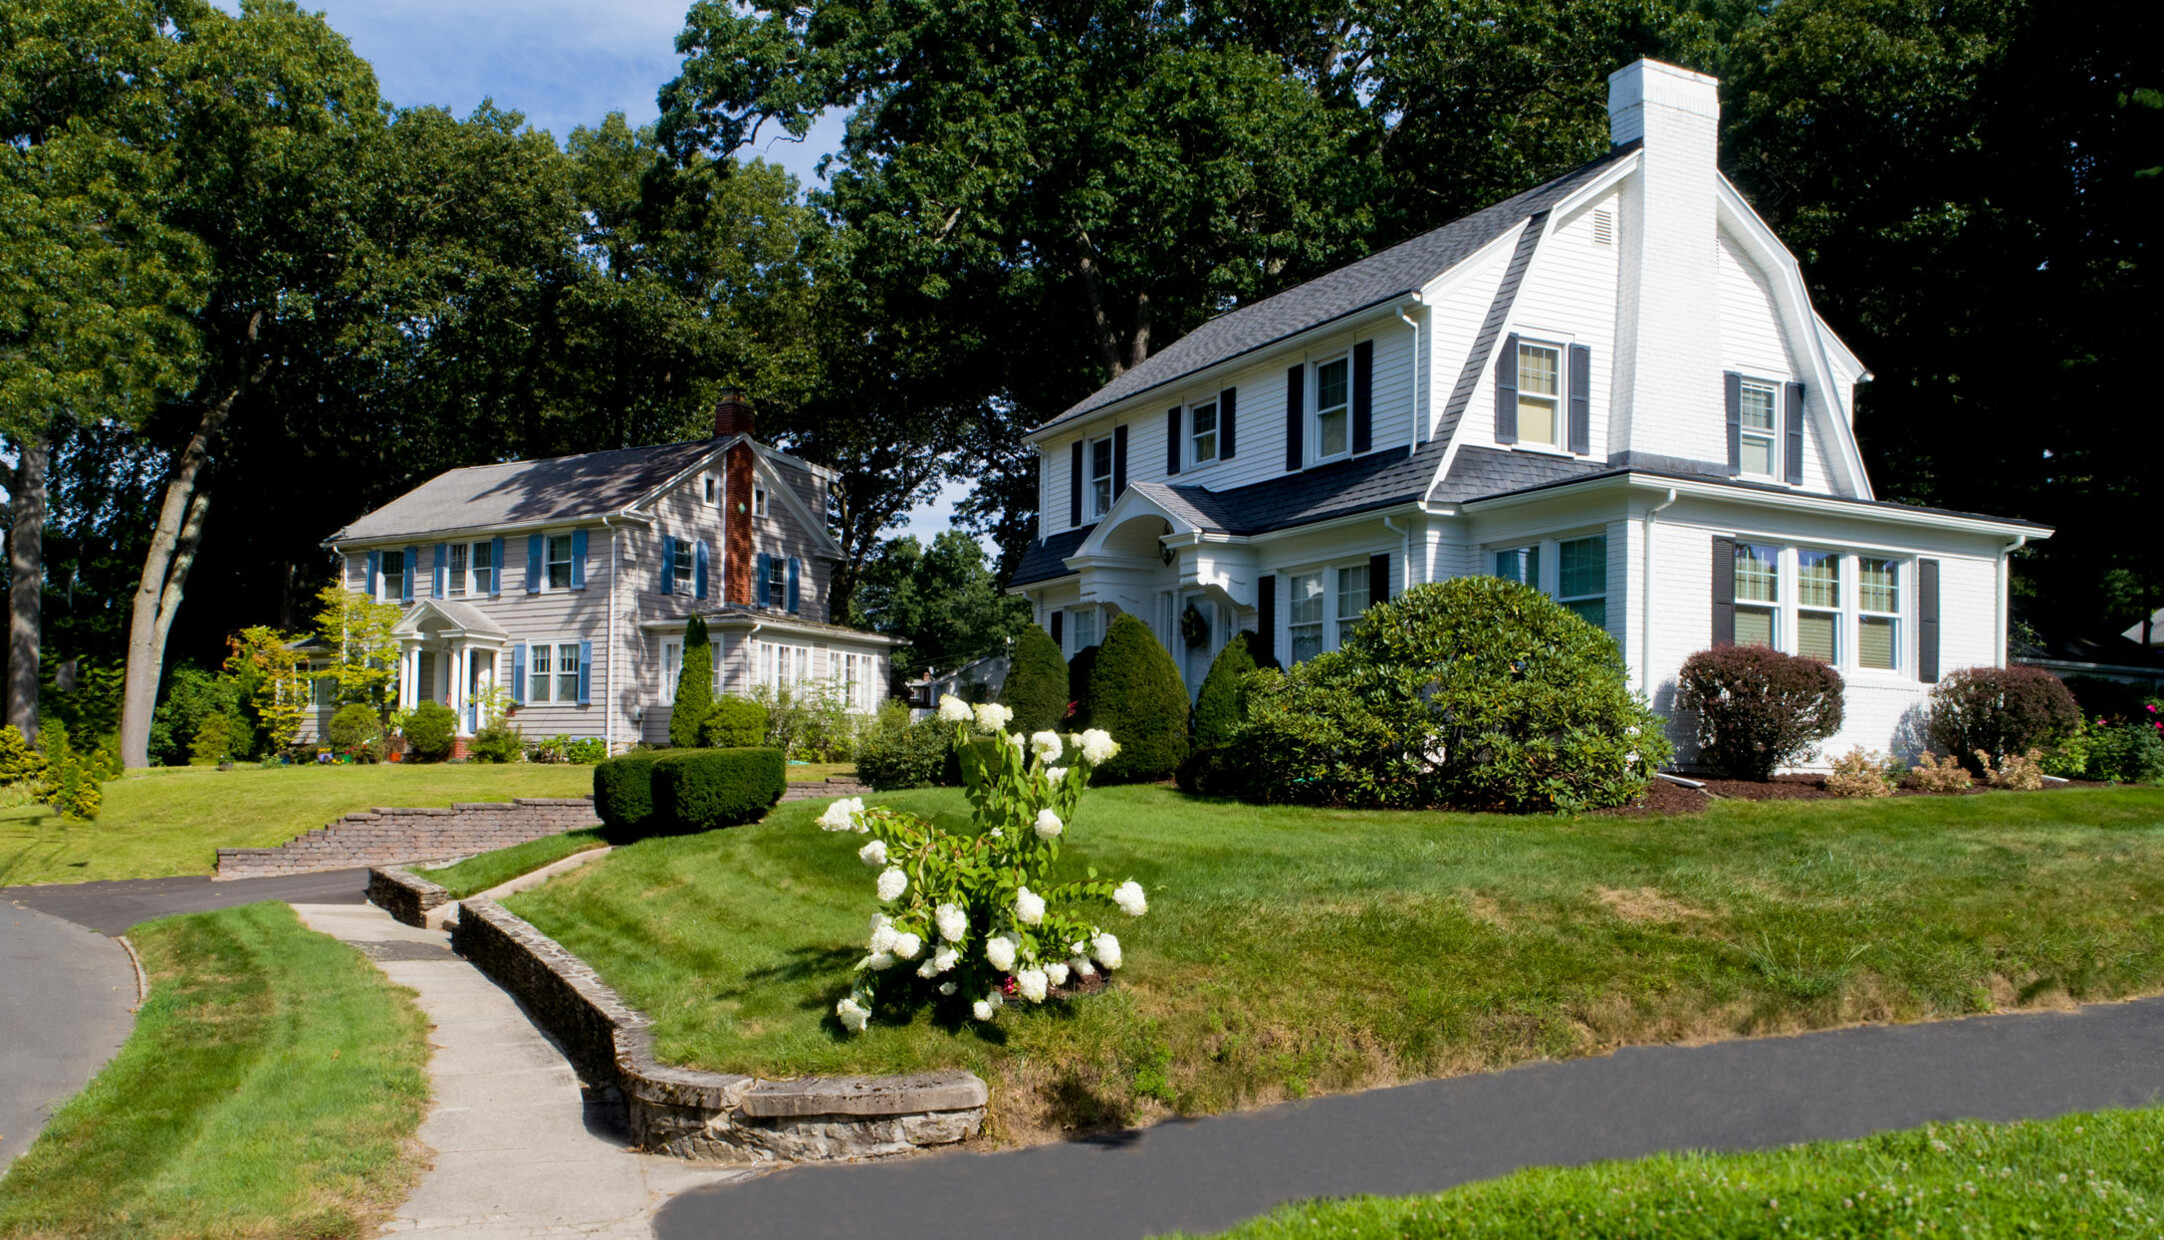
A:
[310,396,903,753]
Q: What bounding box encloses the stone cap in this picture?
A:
[514,797,595,807]
[738,1071,989,1118]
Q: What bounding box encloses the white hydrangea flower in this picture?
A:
[1001,730,1025,751]
[988,827,1004,839]
[868,923,898,955]
[1091,931,1123,970]
[937,694,972,723]
[891,931,922,960]
[836,995,870,1033]
[818,797,865,832]
[864,951,896,971]
[868,913,892,936]
[917,957,940,979]
[857,838,888,868]
[1112,880,1148,917]
[1030,730,1063,763]
[938,981,957,996]
[1016,967,1048,1003]
[1034,808,1063,840]
[1045,766,1068,785]
[973,702,1013,732]
[1078,728,1119,766]
[935,903,969,943]
[1015,886,1046,925]
[931,945,959,974]
[876,867,907,902]
[985,932,1018,972]
[1044,960,1070,987]
[1069,955,1097,979]
[971,998,994,1021]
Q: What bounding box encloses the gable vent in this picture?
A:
[1592,209,1615,246]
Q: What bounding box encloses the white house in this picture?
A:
[1007,59,2050,765]
[310,394,903,753]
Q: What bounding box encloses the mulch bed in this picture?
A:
[1593,771,2108,816]
[1593,777,1712,816]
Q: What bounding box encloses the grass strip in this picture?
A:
[1174,1107,2164,1238]
[419,827,608,898]
[0,901,431,1239]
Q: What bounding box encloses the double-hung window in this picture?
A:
[752,484,769,517]
[671,539,695,592]
[1494,546,1541,587]
[1189,400,1218,466]
[1859,557,1900,670]
[1334,564,1370,645]
[380,553,405,602]
[526,642,584,703]
[1796,550,1840,663]
[1069,606,1100,654]
[1739,380,1779,478]
[1288,572,1326,663]
[1088,436,1114,518]
[1516,341,1562,448]
[546,534,575,590]
[469,541,493,595]
[703,474,720,505]
[1558,536,1608,628]
[760,556,787,609]
[447,544,468,597]
[661,639,683,699]
[1734,543,1779,648]
[528,644,553,703]
[1313,356,1350,460]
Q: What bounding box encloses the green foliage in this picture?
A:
[566,738,609,765]
[1675,646,1847,781]
[845,532,1031,681]
[650,748,786,836]
[468,718,523,764]
[0,724,49,788]
[148,664,246,768]
[1927,665,2083,773]
[35,725,102,820]
[854,716,963,791]
[311,588,404,713]
[1083,614,1190,783]
[1174,745,1248,798]
[2086,720,2164,785]
[750,683,865,761]
[401,700,459,763]
[39,657,124,752]
[670,616,715,749]
[327,704,385,763]
[701,694,769,748]
[188,714,237,766]
[1000,624,1071,735]
[1190,630,1264,748]
[593,749,669,837]
[1240,579,1668,812]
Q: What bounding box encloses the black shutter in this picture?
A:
[1284,365,1304,471]
[1568,343,1591,456]
[1711,536,1736,647]
[1352,339,1374,455]
[1918,558,1941,683]
[1167,407,1183,476]
[1219,387,1237,459]
[1368,552,1390,605]
[1069,441,1083,528]
[1256,574,1277,666]
[1050,610,1063,647]
[1495,333,1519,443]
[1113,424,1128,499]
[1784,381,1806,485]
[1724,372,1743,475]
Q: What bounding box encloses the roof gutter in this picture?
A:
[322,510,653,551]
[1462,472,2052,539]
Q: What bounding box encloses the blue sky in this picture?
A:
[219,0,971,546]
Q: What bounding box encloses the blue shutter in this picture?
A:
[366,550,381,598]
[756,552,771,607]
[489,537,504,595]
[695,540,710,600]
[577,640,592,705]
[526,535,542,593]
[786,556,801,613]
[402,547,418,601]
[511,643,527,704]
[433,544,447,598]
[659,535,674,595]
[571,528,588,589]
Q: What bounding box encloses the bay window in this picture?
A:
[1557,535,1608,628]
[1494,546,1540,587]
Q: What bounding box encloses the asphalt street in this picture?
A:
[0,900,135,1171]
[0,867,369,936]
[655,995,2164,1240]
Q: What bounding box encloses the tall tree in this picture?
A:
[846,531,1031,681]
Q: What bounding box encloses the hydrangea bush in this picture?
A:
[819,695,1147,1033]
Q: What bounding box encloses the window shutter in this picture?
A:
[1113,424,1128,500]
[402,547,417,601]
[1918,558,1941,683]
[511,642,527,704]
[570,528,588,589]
[1710,536,1736,647]
[1352,340,1375,455]
[660,535,674,595]
[1568,343,1592,455]
[1284,365,1304,471]
[1069,441,1084,528]
[757,552,771,606]
[578,640,592,705]
[1784,382,1806,485]
[1368,553,1390,605]
[1724,372,1743,475]
[1219,387,1237,459]
[366,550,381,598]
[1495,334,1520,444]
[695,540,710,600]
[432,544,447,598]
[1050,610,1063,646]
[526,535,542,594]
[489,537,504,596]
[1257,574,1277,665]
[1166,407,1182,475]
[787,556,801,613]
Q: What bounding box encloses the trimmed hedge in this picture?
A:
[700,694,768,748]
[593,749,668,837]
[652,748,786,835]
[1927,665,2081,773]
[1085,613,1191,783]
[1675,645,1845,781]
[1000,625,1070,735]
[855,717,961,790]
[1191,630,1271,748]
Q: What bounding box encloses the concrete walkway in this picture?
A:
[654,995,2164,1240]
[291,903,745,1238]
[0,899,135,1172]
[3,867,368,935]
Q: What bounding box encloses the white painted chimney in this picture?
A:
[1606,59,1723,463]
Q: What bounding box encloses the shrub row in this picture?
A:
[591,747,785,841]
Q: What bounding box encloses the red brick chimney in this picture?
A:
[713,388,756,439]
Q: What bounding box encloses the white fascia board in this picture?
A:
[626,438,738,514]
[324,511,650,553]
[1456,471,2052,539]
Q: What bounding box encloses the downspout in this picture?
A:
[1640,487,1679,693]
[1382,515,1412,592]
[1396,293,1425,450]
[1997,534,2027,668]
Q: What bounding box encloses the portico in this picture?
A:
[391,600,510,735]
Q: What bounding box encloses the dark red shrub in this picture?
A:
[1675,646,1845,781]
[1926,665,2081,772]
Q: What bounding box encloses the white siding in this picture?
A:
[1717,227,1839,494]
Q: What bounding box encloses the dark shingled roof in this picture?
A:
[327,439,719,543]
[1010,524,1094,587]
[1427,446,1607,504]
[1037,142,1640,432]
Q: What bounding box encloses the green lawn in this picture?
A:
[419,826,608,898]
[1179,1107,2164,1238]
[507,784,2164,1143]
[0,901,431,1239]
[786,762,857,783]
[0,763,596,886]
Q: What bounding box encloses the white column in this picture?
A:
[448,641,466,728]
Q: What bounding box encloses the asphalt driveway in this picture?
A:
[0,867,368,936]
[0,900,135,1172]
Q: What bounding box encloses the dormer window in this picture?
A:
[1088,435,1114,518]
[1738,380,1779,478]
[1313,356,1350,460]
[1515,342,1562,448]
[1189,400,1218,466]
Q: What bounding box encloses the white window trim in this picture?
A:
[1085,435,1115,520]
[541,531,576,593]
[526,639,577,704]
[1281,554,1391,662]
[1792,546,1843,665]
[1066,604,1101,656]
[752,483,769,518]
[1311,352,1352,465]
[1734,541,1916,680]
[1188,398,1219,470]
[1737,376,1783,482]
[660,638,683,700]
[703,473,721,506]
[1510,336,1568,454]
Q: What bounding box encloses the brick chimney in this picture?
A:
[713,388,756,439]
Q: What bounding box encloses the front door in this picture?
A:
[466,651,495,733]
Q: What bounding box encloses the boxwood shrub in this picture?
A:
[402,701,458,762]
[593,749,669,837]
[651,747,786,835]
[700,694,769,748]
[1675,645,1846,781]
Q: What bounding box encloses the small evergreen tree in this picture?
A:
[1084,613,1190,782]
[670,616,715,747]
[1191,630,1263,748]
[999,625,1069,734]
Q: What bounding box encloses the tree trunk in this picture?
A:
[6,433,48,744]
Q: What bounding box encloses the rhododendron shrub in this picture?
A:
[819,694,1147,1032]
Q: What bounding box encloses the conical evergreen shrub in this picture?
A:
[1191,630,1264,748]
[1084,613,1190,782]
[999,625,1070,734]
[669,616,714,748]
[1066,643,1101,730]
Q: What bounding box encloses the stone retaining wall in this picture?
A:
[452,897,986,1162]
[215,797,598,880]
[368,866,455,927]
